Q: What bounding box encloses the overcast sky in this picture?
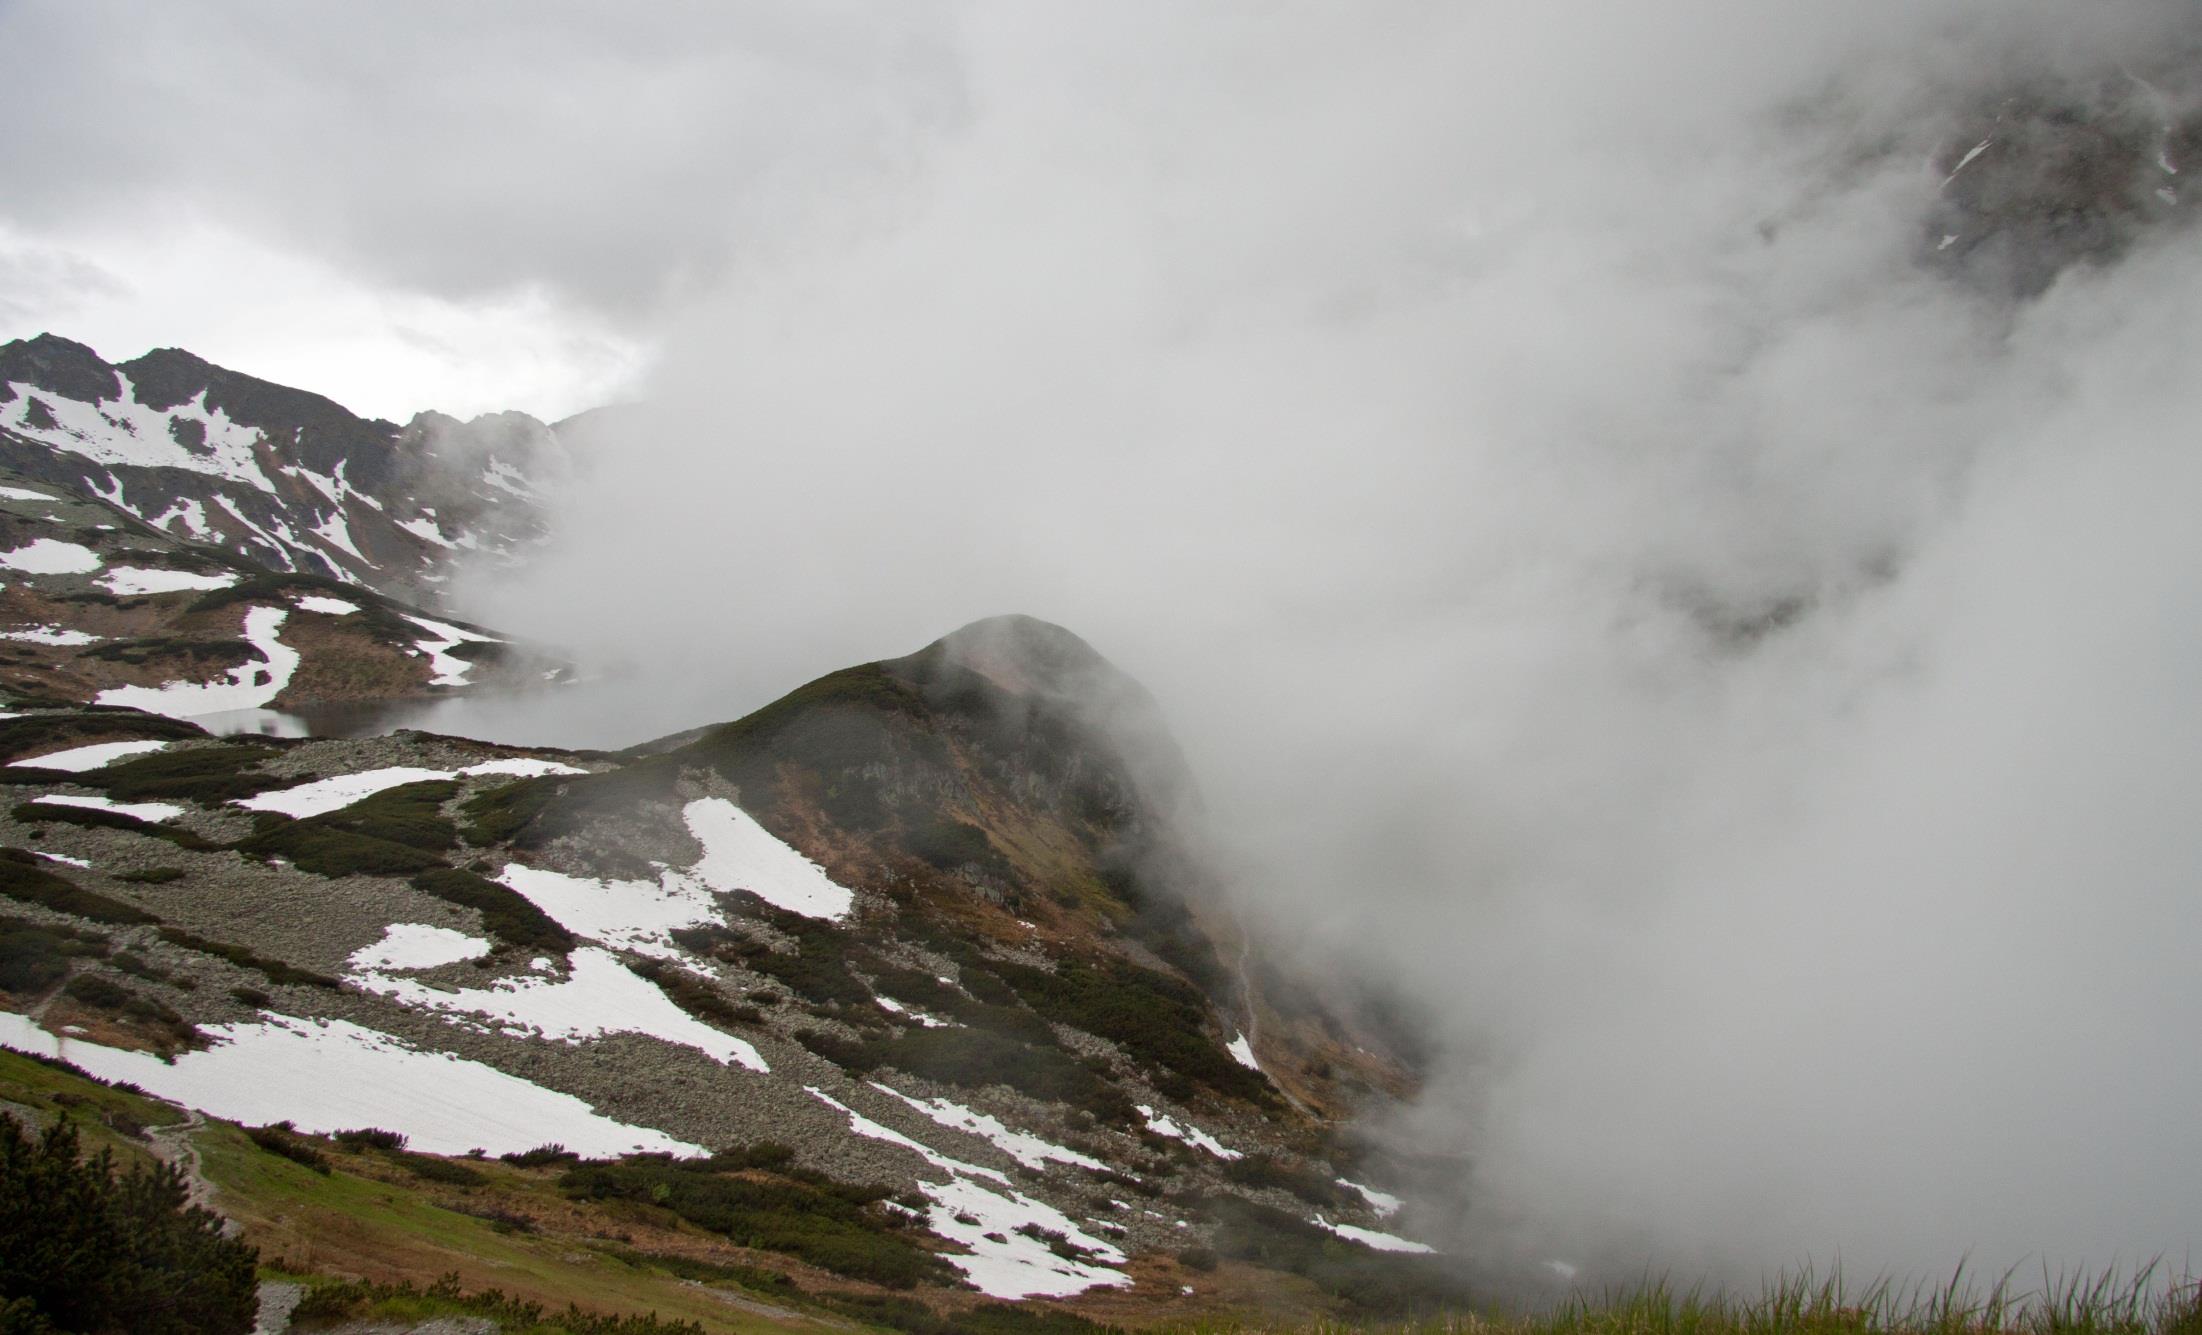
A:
[6,0,2199,1296]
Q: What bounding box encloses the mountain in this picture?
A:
[0,614,1444,1329]
[1926,67,2202,295]
[0,336,571,724]
[0,334,563,608]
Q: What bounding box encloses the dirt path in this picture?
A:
[144,1105,227,1224]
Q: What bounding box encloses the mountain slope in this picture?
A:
[0,334,564,608]
[0,615,1443,1326]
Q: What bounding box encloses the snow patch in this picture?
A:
[351,945,767,1071]
[0,485,55,501]
[10,740,169,772]
[496,864,717,961]
[148,497,213,541]
[33,793,185,822]
[0,625,99,646]
[294,594,359,615]
[1337,1178,1403,1217]
[402,614,499,686]
[1314,1216,1436,1254]
[1227,1032,1260,1071]
[494,797,855,957]
[235,756,585,818]
[1136,1104,1241,1159]
[0,539,101,574]
[872,1084,1108,1171]
[0,1010,698,1157]
[919,1174,1132,1299]
[94,605,299,718]
[98,566,240,596]
[35,852,91,869]
[3,377,274,492]
[683,797,854,920]
[349,923,491,972]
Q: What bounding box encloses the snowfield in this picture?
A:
[235,756,585,818]
[807,1087,1130,1298]
[0,538,102,574]
[93,605,300,718]
[0,1010,701,1157]
[1227,1031,1260,1070]
[97,566,239,595]
[496,797,858,958]
[682,797,854,919]
[872,1083,1108,1172]
[9,739,169,772]
[0,625,100,645]
[349,945,768,1072]
[402,613,500,686]
[33,793,185,822]
[348,922,491,971]
[4,375,274,491]
[1136,1104,1242,1159]
[1313,1215,1435,1254]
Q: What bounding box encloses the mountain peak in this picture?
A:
[930,613,1115,699]
[0,332,121,405]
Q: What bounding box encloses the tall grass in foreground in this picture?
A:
[1164,1265,2202,1335]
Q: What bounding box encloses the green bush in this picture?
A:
[795,1025,1132,1122]
[456,775,566,846]
[1202,1194,1472,1316]
[156,927,338,989]
[1222,1154,1349,1208]
[332,1127,407,1151]
[0,924,73,994]
[244,1123,330,1175]
[559,1157,950,1290]
[628,958,759,1031]
[9,800,216,852]
[291,1273,705,1335]
[236,818,442,878]
[395,1151,485,1187]
[991,955,1272,1105]
[0,1117,258,1333]
[234,780,459,878]
[0,849,159,925]
[407,866,574,955]
[114,866,187,884]
[0,713,207,765]
[902,815,1009,874]
[90,744,286,804]
[499,1143,580,1169]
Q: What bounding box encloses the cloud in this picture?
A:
[15,0,2202,1291]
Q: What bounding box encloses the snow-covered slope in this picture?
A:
[0,335,567,609]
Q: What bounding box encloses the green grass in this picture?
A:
[558,1155,953,1290]
[1151,1268,2202,1335]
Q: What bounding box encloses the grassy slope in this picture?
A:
[0,1049,818,1334]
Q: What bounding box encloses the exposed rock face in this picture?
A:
[1925,60,2202,296]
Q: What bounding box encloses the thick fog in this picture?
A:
[11,0,2202,1291]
